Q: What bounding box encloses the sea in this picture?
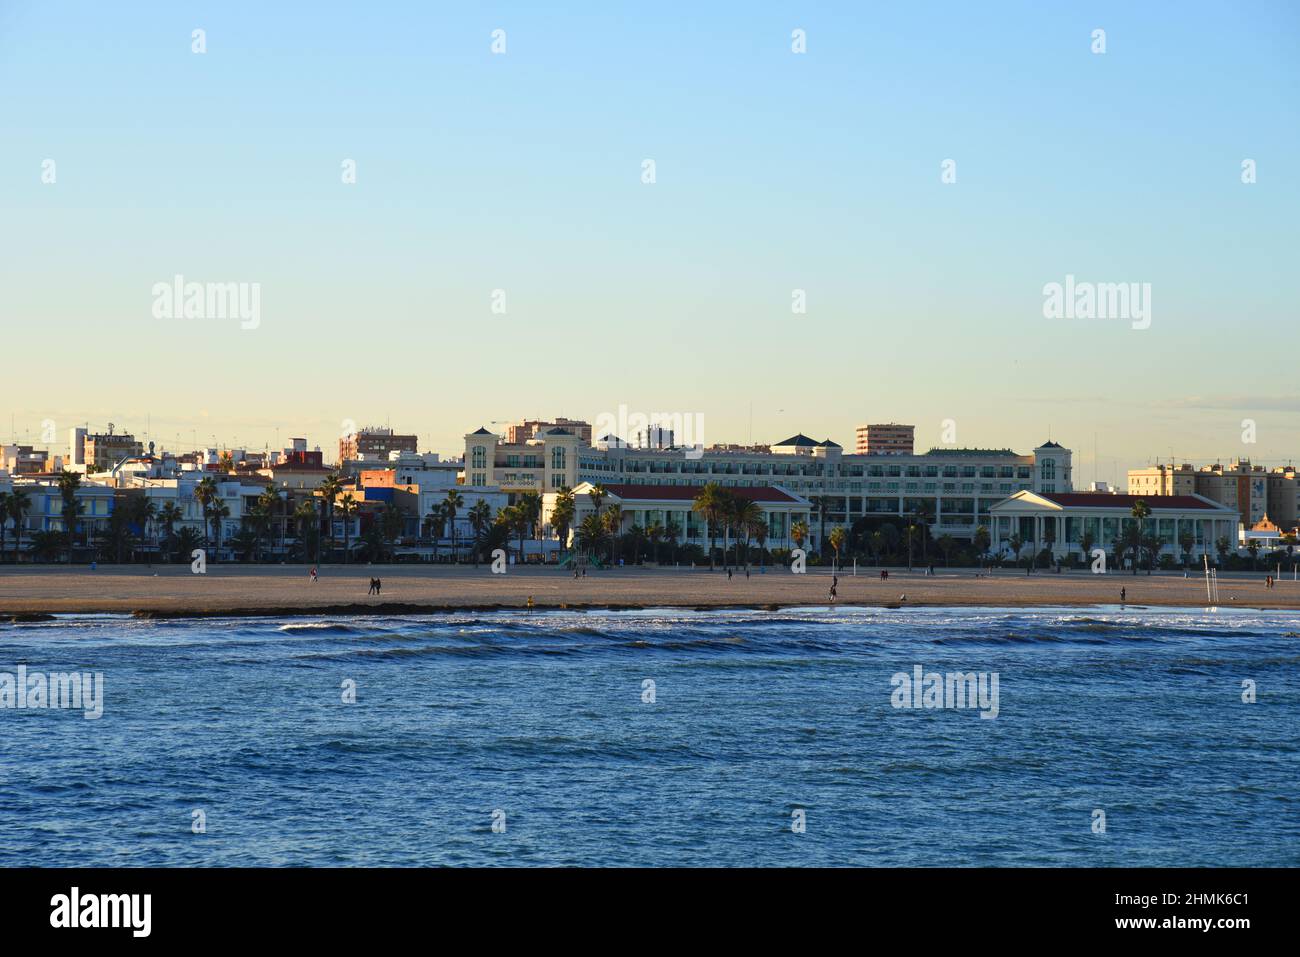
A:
[1,606,1296,866]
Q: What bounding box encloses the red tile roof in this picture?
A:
[599,483,803,503]
[1040,492,1220,510]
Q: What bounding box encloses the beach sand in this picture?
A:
[0,563,1297,617]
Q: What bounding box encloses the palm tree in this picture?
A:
[208,501,230,560]
[249,503,273,562]
[646,521,664,565]
[443,489,464,563]
[870,529,886,565]
[602,504,623,563]
[218,450,234,473]
[692,482,728,570]
[518,491,542,563]
[828,526,846,571]
[914,504,933,564]
[7,488,31,562]
[938,533,956,567]
[0,492,10,561]
[319,473,343,561]
[129,496,157,562]
[293,498,320,563]
[1008,534,1023,569]
[973,525,991,567]
[338,493,358,563]
[1215,535,1232,567]
[1246,538,1260,570]
[810,495,831,561]
[1178,529,1195,570]
[753,518,769,571]
[158,502,184,563]
[732,498,760,570]
[174,526,203,563]
[424,502,447,559]
[588,483,607,517]
[1079,527,1095,567]
[381,502,405,562]
[664,517,681,565]
[1129,500,1152,576]
[550,487,576,553]
[467,499,492,566]
[576,513,604,557]
[58,469,83,562]
[791,520,808,556]
[194,476,219,548]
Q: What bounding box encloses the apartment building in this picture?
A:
[1128,459,1288,530]
[338,427,419,465]
[855,423,915,455]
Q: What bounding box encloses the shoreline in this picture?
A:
[3,564,1299,619]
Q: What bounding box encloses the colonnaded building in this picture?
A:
[464,422,1074,552]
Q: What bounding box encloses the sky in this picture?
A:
[1,1,1297,483]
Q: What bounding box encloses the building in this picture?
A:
[1128,459,1284,529]
[0,444,56,476]
[467,422,1072,552]
[550,482,812,553]
[338,427,418,465]
[71,426,143,472]
[506,418,592,445]
[989,491,1240,563]
[855,423,915,455]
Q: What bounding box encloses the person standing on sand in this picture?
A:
[375,578,382,596]
[1121,587,1126,603]
[310,566,318,583]
[727,569,733,581]
[829,581,837,603]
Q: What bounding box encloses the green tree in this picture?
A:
[58,469,83,562]
[443,489,464,563]
[467,499,493,566]
[828,526,846,571]
[338,493,358,563]
[319,473,344,560]
[1129,500,1152,576]
[158,502,184,563]
[550,487,576,552]
[692,482,729,570]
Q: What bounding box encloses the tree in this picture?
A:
[158,502,183,563]
[731,498,760,570]
[0,492,9,561]
[602,504,623,563]
[319,473,343,560]
[467,499,493,566]
[1246,538,1260,570]
[646,521,664,564]
[1215,535,1232,566]
[174,526,203,563]
[208,502,230,561]
[218,450,234,473]
[1178,529,1195,569]
[664,518,681,565]
[550,487,576,552]
[937,533,956,567]
[7,488,31,562]
[791,520,808,554]
[443,489,464,563]
[828,526,846,571]
[870,530,886,565]
[30,529,64,563]
[576,513,604,557]
[588,484,607,518]
[517,491,542,561]
[58,469,83,562]
[692,482,728,570]
[424,503,447,558]
[914,504,934,564]
[380,502,404,562]
[338,494,358,563]
[973,525,991,563]
[753,518,768,571]
[905,523,918,571]
[293,499,320,563]
[1129,500,1152,576]
[249,503,273,562]
[810,495,832,561]
[1008,534,1023,569]
[194,476,219,552]
[1079,527,1095,567]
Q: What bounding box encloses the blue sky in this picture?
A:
[1,1,1297,480]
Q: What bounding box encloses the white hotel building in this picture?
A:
[465,425,1074,551]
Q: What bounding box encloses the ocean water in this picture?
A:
[0,607,1296,867]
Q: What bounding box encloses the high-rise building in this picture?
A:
[78,427,143,472]
[338,427,418,464]
[506,418,592,445]
[855,423,915,455]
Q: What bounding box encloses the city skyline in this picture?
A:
[3,2,1299,484]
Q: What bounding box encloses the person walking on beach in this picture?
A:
[375,578,382,596]
[727,568,733,581]
[367,577,377,595]
[829,581,837,603]
[1120,587,1126,603]
[310,566,318,583]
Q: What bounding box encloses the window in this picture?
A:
[551,446,566,470]
[471,446,486,469]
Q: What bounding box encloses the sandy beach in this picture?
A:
[1,563,1297,617]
